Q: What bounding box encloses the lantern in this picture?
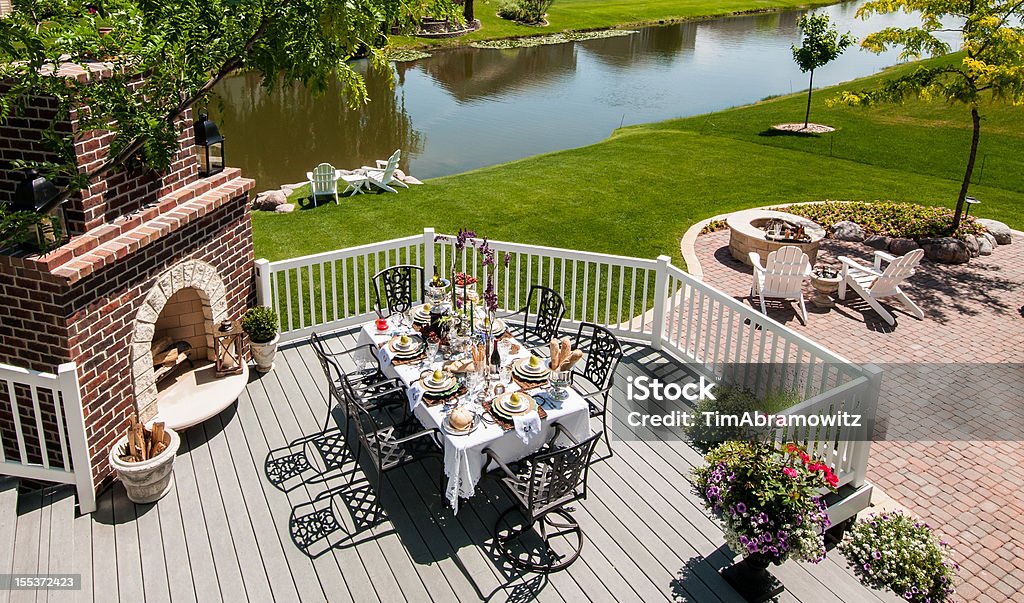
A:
[11,169,64,248]
[213,319,244,377]
[194,113,225,177]
[964,196,980,220]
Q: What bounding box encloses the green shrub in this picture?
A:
[782,201,984,240]
[241,306,279,343]
[684,386,800,453]
[497,0,554,23]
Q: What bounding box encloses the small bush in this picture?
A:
[783,201,984,240]
[241,306,279,343]
[497,0,553,24]
[684,386,799,453]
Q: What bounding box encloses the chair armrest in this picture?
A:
[483,448,520,480]
[392,427,440,446]
[578,383,614,401]
[361,166,383,172]
[305,172,314,180]
[748,252,765,272]
[324,343,376,358]
[551,423,580,445]
[838,256,883,277]
[360,382,406,401]
[873,250,896,271]
[375,160,388,169]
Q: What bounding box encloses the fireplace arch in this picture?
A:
[131,260,229,422]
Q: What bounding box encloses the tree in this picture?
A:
[791,14,854,128]
[0,0,460,248]
[834,0,1024,231]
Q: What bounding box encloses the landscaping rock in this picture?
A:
[864,235,891,250]
[964,234,980,258]
[888,238,920,256]
[279,182,304,196]
[255,189,288,211]
[980,232,997,248]
[978,237,994,256]
[921,237,970,264]
[274,203,295,214]
[831,221,865,242]
[977,218,1012,244]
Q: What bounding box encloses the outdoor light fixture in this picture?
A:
[194,113,225,177]
[11,169,64,249]
[964,196,980,219]
[213,319,244,377]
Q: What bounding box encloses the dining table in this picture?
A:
[357,309,592,512]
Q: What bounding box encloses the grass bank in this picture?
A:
[253,58,1024,264]
[390,0,842,49]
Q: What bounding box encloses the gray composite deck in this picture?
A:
[0,328,898,603]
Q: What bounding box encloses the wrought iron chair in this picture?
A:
[345,387,441,515]
[571,322,623,456]
[372,264,424,318]
[308,331,406,428]
[503,285,566,349]
[485,425,602,573]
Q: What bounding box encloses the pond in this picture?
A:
[212,1,955,192]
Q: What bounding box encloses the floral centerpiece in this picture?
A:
[839,512,957,603]
[693,441,838,600]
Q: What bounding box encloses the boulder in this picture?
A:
[978,236,994,256]
[864,235,891,251]
[980,232,997,248]
[831,220,865,242]
[274,203,295,214]
[279,182,304,196]
[977,218,1012,245]
[963,234,980,257]
[921,237,970,264]
[888,238,920,256]
[255,189,288,211]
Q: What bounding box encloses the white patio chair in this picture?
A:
[749,245,812,325]
[305,163,340,206]
[838,249,924,326]
[361,149,408,194]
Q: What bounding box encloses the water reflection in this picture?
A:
[216,0,954,191]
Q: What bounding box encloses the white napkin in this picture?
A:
[407,382,425,413]
[377,344,394,366]
[513,410,541,445]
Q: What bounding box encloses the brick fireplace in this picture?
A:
[0,62,255,491]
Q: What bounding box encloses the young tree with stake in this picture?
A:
[792,14,854,129]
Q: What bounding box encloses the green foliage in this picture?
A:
[792,13,854,74]
[840,512,957,602]
[684,387,799,453]
[784,201,985,239]
[241,306,279,343]
[0,206,64,252]
[497,0,554,24]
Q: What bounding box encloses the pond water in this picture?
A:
[212,1,957,191]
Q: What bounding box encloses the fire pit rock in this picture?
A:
[727,209,826,266]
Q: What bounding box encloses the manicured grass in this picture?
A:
[391,0,841,49]
[252,57,1023,264]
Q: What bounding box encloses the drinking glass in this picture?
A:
[426,341,439,365]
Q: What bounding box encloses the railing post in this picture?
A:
[852,363,883,488]
[57,362,96,514]
[254,258,272,307]
[423,228,435,278]
[650,255,672,350]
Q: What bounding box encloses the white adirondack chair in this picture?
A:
[838,249,924,326]
[361,149,407,194]
[305,163,339,205]
[749,246,812,325]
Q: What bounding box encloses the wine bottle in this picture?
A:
[489,336,501,371]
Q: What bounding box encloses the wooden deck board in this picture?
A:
[3,328,889,603]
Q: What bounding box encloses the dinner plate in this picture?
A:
[493,392,536,417]
[442,416,479,436]
[420,374,457,392]
[514,358,548,377]
[475,318,507,336]
[389,334,423,353]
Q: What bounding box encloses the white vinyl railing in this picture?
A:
[0,362,96,513]
[258,228,880,492]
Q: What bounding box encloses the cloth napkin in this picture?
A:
[377,344,394,367]
[406,382,425,413]
[513,410,541,445]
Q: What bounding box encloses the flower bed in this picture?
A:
[782,201,983,240]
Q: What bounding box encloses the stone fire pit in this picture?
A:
[727,209,826,266]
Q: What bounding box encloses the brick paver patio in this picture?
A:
[693,228,1024,603]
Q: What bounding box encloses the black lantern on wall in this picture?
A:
[11,169,64,249]
[194,113,225,177]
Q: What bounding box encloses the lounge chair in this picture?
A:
[838,249,924,326]
[361,149,408,194]
[749,245,812,324]
[306,163,340,205]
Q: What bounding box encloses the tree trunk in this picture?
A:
[464,0,474,22]
[804,69,814,129]
[952,106,981,232]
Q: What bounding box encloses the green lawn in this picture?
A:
[252,58,1024,264]
[391,0,842,48]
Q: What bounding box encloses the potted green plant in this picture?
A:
[839,512,958,602]
[242,306,280,373]
[693,441,838,602]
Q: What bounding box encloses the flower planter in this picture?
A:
[109,427,180,504]
[720,553,785,603]
[250,333,280,373]
[810,273,842,308]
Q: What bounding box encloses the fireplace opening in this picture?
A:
[152,287,209,390]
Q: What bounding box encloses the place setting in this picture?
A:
[417,368,468,407]
[381,333,427,365]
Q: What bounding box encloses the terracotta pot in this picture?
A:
[109,427,180,504]
[250,333,280,373]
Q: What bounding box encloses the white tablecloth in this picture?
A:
[357,318,592,512]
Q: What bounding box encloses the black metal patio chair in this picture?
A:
[485,425,602,573]
[502,285,566,350]
[372,264,425,318]
[309,331,407,427]
[571,322,623,456]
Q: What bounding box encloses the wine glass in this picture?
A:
[426,341,440,365]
